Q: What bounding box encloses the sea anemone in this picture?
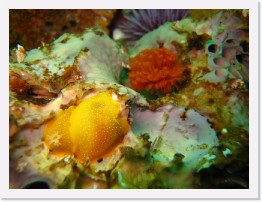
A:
[128,48,188,94]
[116,9,188,43]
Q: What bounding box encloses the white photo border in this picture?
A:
[1,0,259,199]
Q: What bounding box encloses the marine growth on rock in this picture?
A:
[9,9,249,190]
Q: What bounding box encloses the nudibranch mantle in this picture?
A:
[43,91,129,163]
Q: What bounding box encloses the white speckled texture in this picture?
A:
[132,104,219,170]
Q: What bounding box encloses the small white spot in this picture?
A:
[112,92,118,101]
[221,128,228,134]
[113,29,125,40]
[193,87,204,96]
[63,156,71,163]
[16,44,26,63]
[222,148,232,157]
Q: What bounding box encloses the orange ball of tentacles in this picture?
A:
[128,48,188,94]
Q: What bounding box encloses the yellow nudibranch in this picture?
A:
[43,91,129,163]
